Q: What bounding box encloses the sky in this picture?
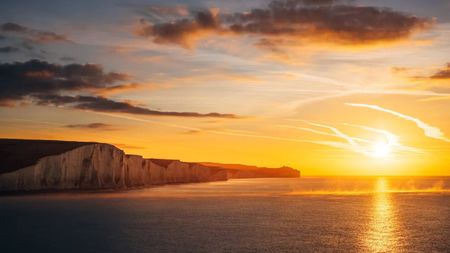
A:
[0,0,449,175]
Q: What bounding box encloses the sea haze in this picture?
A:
[0,177,449,253]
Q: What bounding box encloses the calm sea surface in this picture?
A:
[0,177,449,253]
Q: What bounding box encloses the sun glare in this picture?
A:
[370,141,392,158]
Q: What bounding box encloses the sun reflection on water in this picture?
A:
[365,178,402,253]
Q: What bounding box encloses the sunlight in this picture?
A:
[365,178,402,252]
[369,141,392,158]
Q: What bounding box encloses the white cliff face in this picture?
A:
[0,144,228,192]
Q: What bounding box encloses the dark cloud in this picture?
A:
[183,129,203,135]
[0,22,68,42]
[430,63,450,79]
[36,94,237,118]
[0,60,238,118]
[64,122,119,130]
[0,46,19,53]
[0,23,28,32]
[137,10,220,48]
[137,0,432,48]
[0,60,130,102]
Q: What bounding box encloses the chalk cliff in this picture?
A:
[0,139,299,193]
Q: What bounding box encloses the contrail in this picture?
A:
[91,112,370,152]
[285,120,423,155]
[282,121,374,155]
[279,124,369,144]
[342,123,422,153]
[346,103,450,142]
[298,120,358,146]
[90,112,422,156]
[341,123,399,146]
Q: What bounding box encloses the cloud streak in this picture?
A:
[0,46,19,53]
[283,120,370,155]
[342,123,422,153]
[64,122,119,131]
[282,120,421,155]
[302,121,357,146]
[0,22,68,42]
[36,94,238,118]
[280,123,368,144]
[96,112,420,157]
[346,103,450,142]
[430,63,450,80]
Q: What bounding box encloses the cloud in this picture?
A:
[429,63,450,79]
[302,121,357,146]
[283,120,368,154]
[95,82,141,96]
[0,22,68,42]
[0,60,238,118]
[0,60,130,102]
[0,46,19,53]
[342,123,422,153]
[64,122,119,130]
[136,0,432,49]
[135,4,190,21]
[99,111,418,157]
[280,123,368,143]
[394,63,450,94]
[183,129,203,135]
[137,9,221,48]
[282,120,421,155]
[346,103,450,142]
[0,22,70,57]
[36,94,237,118]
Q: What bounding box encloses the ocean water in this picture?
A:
[0,177,449,253]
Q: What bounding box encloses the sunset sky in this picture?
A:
[1,0,449,175]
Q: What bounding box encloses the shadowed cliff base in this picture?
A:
[0,139,299,193]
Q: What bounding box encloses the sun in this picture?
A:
[369,141,392,158]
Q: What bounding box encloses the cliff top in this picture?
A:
[149,159,180,168]
[199,162,295,171]
[0,139,97,174]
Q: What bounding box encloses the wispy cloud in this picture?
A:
[282,120,421,156]
[93,112,367,153]
[341,123,422,153]
[280,124,369,144]
[303,121,358,146]
[64,122,120,131]
[94,112,421,157]
[283,120,368,155]
[346,103,450,142]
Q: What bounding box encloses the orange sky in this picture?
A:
[0,0,449,175]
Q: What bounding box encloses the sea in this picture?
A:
[0,177,449,253]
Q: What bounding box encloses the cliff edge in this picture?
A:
[0,139,300,193]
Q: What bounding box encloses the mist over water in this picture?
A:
[1,177,449,253]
